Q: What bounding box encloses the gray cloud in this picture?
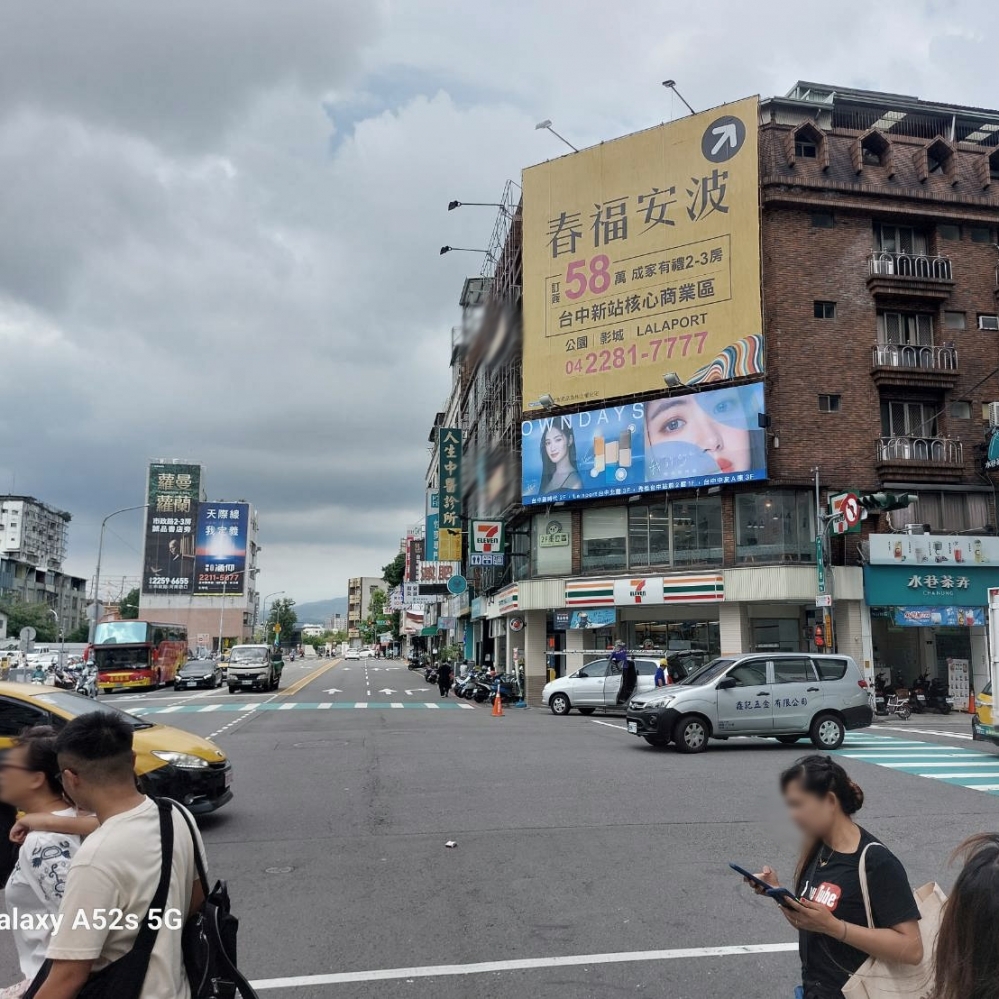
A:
[2,0,997,600]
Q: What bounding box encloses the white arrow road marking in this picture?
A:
[322,688,343,695]
[378,688,396,695]
[404,689,422,696]
[711,122,738,155]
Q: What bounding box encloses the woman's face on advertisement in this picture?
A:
[645,392,751,473]
[544,428,570,464]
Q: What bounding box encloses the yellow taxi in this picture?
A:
[972,682,997,746]
[0,682,232,813]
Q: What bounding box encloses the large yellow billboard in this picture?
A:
[522,96,762,408]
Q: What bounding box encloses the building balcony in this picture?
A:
[875,436,964,483]
[866,252,954,302]
[870,343,959,389]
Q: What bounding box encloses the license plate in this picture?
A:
[627,721,638,734]
[224,770,233,788]
[242,680,253,686]
[186,682,197,688]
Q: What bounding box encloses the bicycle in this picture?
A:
[885,693,912,721]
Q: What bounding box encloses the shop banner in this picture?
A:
[437,428,463,537]
[193,502,249,595]
[869,534,999,566]
[522,96,762,407]
[425,491,439,561]
[554,608,617,630]
[471,520,505,553]
[893,607,986,628]
[522,382,766,505]
[417,560,460,597]
[142,462,201,595]
[864,564,994,607]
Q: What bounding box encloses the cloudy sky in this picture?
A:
[2,0,997,603]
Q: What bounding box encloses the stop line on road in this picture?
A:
[837,733,999,795]
[128,701,475,715]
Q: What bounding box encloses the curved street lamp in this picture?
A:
[89,504,149,643]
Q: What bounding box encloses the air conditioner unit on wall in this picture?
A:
[978,315,999,331]
[990,402,999,429]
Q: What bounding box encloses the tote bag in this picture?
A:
[841,844,945,999]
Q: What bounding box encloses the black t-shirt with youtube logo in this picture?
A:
[797,828,920,998]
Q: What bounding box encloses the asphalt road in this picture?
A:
[0,660,994,998]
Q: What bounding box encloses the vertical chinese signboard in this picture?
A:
[193,502,249,596]
[521,96,762,407]
[142,463,201,595]
[437,428,463,562]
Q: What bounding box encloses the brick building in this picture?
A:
[425,82,999,704]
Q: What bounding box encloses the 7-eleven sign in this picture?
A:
[471,520,504,553]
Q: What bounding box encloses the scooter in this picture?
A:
[909,673,930,714]
[76,665,99,699]
[926,678,954,715]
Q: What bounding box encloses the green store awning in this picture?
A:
[420,626,437,637]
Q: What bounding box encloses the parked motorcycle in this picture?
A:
[909,672,930,714]
[874,674,888,716]
[926,677,954,714]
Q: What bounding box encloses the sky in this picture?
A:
[2,0,998,603]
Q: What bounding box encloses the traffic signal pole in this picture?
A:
[813,468,836,652]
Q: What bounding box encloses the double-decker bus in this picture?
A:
[92,621,188,692]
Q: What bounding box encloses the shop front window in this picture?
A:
[751,618,801,653]
[581,508,627,572]
[672,497,722,566]
[627,496,722,569]
[628,501,670,567]
[736,490,815,564]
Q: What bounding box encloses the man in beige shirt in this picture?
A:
[32,712,206,999]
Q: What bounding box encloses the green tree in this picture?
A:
[361,589,388,644]
[382,552,406,588]
[266,597,297,646]
[118,588,140,620]
[0,600,58,642]
[66,623,90,643]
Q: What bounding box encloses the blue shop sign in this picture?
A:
[863,564,994,607]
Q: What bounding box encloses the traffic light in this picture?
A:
[859,491,914,512]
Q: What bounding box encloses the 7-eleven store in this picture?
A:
[476,566,868,704]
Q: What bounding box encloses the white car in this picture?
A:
[542,652,710,716]
[344,649,361,661]
[359,649,375,659]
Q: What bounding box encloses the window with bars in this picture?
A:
[874,223,928,255]
[877,311,934,346]
[880,400,937,438]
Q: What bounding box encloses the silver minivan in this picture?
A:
[626,653,873,753]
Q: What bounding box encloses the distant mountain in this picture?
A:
[293,596,348,626]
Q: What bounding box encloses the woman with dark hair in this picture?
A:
[539,425,582,494]
[932,833,999,999]
[0,727,83,998]
[749,755,922,999]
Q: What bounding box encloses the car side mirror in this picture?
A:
[717,676,738,690]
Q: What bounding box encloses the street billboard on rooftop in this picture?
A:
[521,96,763,407]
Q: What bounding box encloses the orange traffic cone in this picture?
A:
[492,690,504,717]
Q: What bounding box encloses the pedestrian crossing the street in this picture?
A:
[838,733,999,796]
[128,701,475,716]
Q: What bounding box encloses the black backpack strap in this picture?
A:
[133,800,176,954]
[164,798,210,896]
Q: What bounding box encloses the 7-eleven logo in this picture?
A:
[630,579,647,603]
[473,521,502,552]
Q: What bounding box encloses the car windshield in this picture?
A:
[94,647,150,671]
[229,648,268,663]
[676,658,734,687]
[33,691,153,730]
[180,662,210,672]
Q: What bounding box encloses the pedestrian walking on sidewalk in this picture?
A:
[932,833,999,999]
[748,755,922,999]
[438,660,453,697]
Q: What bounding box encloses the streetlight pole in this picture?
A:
[260,590,284,643]
[217,576,229,657]
[90,504,148,644]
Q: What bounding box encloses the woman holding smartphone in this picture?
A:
[752,755,922,999]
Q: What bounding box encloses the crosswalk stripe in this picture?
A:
[838,733,999,796]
